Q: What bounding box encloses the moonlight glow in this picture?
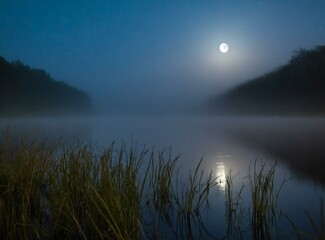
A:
[219,43,229,53]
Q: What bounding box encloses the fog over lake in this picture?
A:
[1,115,324,237]
[1,0,325,238]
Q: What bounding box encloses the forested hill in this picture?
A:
[0,56,91,116]
[210,45,325,116]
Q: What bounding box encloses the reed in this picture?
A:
[225,170,245,240]
[0,136,320,239]
[0,141,54,239]
[248,161,285,240]
[285,197,325,240]
[0,139,216,239]
[172,158,218,239]
[0,141,146,239]
[140,150,179,238]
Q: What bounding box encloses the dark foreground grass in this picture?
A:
[0,139,217,239]
[0,139,323,239]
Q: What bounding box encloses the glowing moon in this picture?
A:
[219,43,229,53]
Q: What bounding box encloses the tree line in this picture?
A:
[210,45,325,116]
[0,56,92,116]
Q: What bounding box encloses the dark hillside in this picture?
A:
[210,45,325,115]
[0,56,91,116]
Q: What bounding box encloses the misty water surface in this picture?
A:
[1,115,324,237]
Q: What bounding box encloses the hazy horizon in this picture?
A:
[1,0,325,114]
[1,2,325,237]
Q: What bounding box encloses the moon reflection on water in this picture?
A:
[215,161,226,190]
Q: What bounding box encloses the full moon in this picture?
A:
[219,43,229,53]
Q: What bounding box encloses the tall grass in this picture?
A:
[0,139,217,239]
[172,158,217,239]
[223,161,288,240]
[225,170,245,239]
[0,137,321,239]
[0,141,54,239]
[46,143,145,239]
[285,197,325,240]
[248,161,285,240]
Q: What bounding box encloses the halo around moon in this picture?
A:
[219,43,229,53]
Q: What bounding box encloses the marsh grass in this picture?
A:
[0,139,219,239]
[172,158,218,239]
[0,141,146,239]
[222,161,288,240]
[225,170,245,239]
[142,154,218,239]
[248,161,286,240]
[285,197,325,240]
[0,140,54,239]
[0,136,321,240]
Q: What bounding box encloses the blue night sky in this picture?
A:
[1,0,325,113]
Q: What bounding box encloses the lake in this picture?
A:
[1,115,324,239]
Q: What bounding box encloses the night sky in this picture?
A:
[1,0,325,113]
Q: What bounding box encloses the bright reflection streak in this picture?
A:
[215,161,226,190]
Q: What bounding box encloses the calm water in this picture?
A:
[1,115,324,238]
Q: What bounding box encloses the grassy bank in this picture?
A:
[0,139,217,239]
[0,139,323,239]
